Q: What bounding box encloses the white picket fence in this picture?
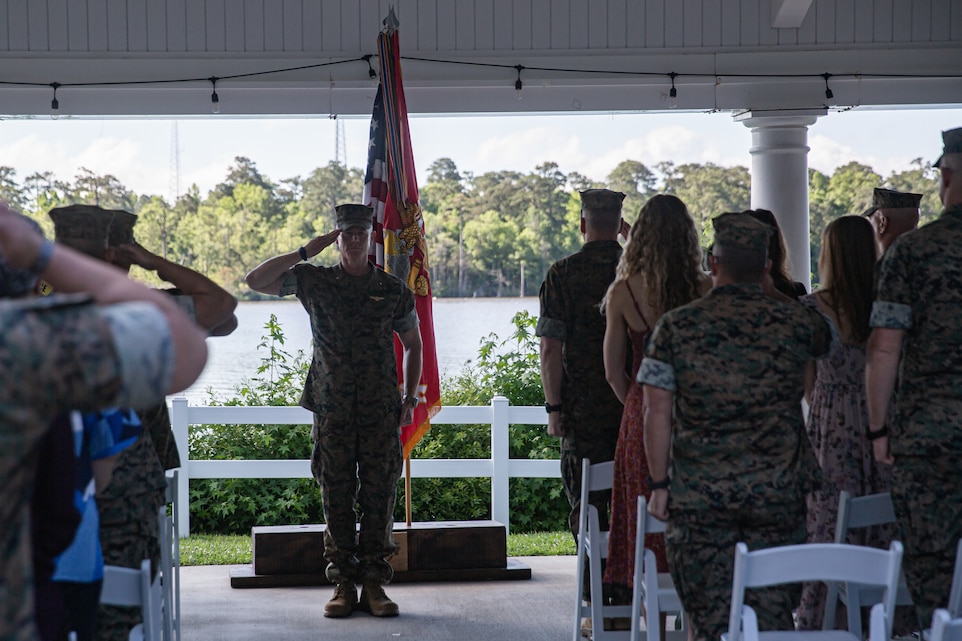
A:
[168,396,560,536]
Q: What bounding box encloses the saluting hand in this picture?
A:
[109,242,161,270]
[303,230,341,259]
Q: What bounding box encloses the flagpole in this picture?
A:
[404,454,412,526]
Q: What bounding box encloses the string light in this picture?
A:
[209,76,220,113]
[50,82,60,119]
[364,54,378,85]
[7,53,958,116]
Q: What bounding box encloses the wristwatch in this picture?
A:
[402,394,420,409]
[544,402,562,414]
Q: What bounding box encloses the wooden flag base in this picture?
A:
[229,520,531,588]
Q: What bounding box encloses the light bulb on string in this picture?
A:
[50,82,61,120]
[209,77,220,114]
[668,72,678,109]
[364,54,378,86]
[822,73,834,104]
[514,65,524,101]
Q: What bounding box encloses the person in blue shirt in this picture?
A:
[52,409,143,641]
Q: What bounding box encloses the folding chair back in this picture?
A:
[629,495,686,641]
[724,541,903,641]
[101,559,164,641]
[930,609,962,641]
[823,491,914,637]
[949,539,962,618]
[164,472,181,641]
[572,459,632,641]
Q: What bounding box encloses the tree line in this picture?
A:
[0,155,941,297]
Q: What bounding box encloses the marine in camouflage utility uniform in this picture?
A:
[1,295,175,641]
[279,262,417,584]
[639,213,832,641]
[870,201,962,628]
[536,239,624,537]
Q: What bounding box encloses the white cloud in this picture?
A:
[473,125,586,173]
[808,133,917,178]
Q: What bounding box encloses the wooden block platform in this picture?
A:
[231,520,531,588]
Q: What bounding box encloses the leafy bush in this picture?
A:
[189,311,567,535]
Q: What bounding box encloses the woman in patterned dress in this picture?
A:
[601,194,710,623]
[796,215,900,630]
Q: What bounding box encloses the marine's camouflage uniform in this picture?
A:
[96,293,192,641]
[0,295,173,641]
[280,262,417,584]
[870,203,962,629]
[535,240,624,540]
[639,283,832,641]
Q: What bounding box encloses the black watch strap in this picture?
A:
[544,402,562,414]
[298,246,308,261]
[866,426,889,441]
[647,475,670,491]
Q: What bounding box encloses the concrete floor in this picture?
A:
[181,556,576,641]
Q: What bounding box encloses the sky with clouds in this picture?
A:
[1,106,959,201]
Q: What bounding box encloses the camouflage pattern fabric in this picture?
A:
[279,263,417,422]
[312,410,402,584]
[279,263,415,583]
[0,296,172,641]
[535,240,624,538]
[891,458,962,629]
[639,283,831,641]
[870,204,962,628]
[95,431,167,641]
[667,508,806,641]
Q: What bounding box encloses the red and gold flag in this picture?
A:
[362,25,440,458]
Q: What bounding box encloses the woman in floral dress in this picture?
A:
[797,215,899,630]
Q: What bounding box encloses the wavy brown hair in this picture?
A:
[604,194,703,318]
[818,215,878,344]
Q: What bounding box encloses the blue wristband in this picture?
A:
[30,239,55,275]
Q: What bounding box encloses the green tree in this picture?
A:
[71,167,135,211]
[606,159,656,220]
[663,163,751,238]
[886,158,941,225]
[300,161,364,231]
[463,210,522,296]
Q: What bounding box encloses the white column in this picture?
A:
[735,110,824,291]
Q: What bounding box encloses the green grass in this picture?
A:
[179,531,575,566]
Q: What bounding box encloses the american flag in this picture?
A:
[362,26,440,458]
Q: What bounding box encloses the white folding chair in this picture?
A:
[723,541,903,641]
[823,491,914,637]
[100,559,164,641]
[948,538,962,618]
[164,472,181,641]
[629,495,686,641]
[572,459,632,641]
[930,609,962,641]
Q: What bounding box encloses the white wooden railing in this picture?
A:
[168,396,560,536]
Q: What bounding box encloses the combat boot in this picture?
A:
[323,580,357,618]
[358,582,399,617]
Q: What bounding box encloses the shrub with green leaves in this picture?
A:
[188,311,567,534]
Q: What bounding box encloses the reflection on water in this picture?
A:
[178,297,540,403]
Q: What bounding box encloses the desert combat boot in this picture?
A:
[323,580,357,618]
[358,582,399,617]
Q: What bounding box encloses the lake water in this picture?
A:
[179,297,541,403]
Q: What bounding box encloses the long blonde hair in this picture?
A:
[604,194,703,318]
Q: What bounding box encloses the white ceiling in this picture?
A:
[1,0,960,117]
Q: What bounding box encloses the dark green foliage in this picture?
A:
[189,313,566,534]
[188,315,324,534]
[403,311,567,532]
